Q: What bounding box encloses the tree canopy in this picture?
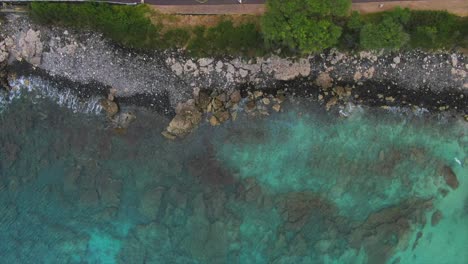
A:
[261,0,351,53]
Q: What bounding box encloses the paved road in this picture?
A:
[2,0,420,5]
[145,0,418,5]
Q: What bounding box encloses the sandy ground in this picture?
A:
[151,0,468,16]
[151,4,265,15]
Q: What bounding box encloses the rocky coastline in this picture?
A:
[1,13,467,136]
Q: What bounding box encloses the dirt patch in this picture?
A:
[352,0,468,16]
[148,8,261,31]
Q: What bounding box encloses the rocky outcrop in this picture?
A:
[162,99,202,139]
[7,29,43,66]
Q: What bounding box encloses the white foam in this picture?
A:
[1,76,103,115]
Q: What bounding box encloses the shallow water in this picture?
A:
[0,79,467,264]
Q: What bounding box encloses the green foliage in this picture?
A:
[262,0,351,54]
[360,16,409,50]
[187,21,263,56]
[162,29,191,49]
[406,10,465,49]
[30,2,159,49]
[347,8,466,51]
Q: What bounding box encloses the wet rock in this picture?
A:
[164,99,202,138]
[272,104,281,112]
[209,115,220,126]
[431,210,443,226]
[214,110,230,123]
[440,165,459,189]
[100,99,119,117]
[111,111,136,129]
[229,90,242,104]
[325,97,338,111]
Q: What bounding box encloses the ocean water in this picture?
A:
[0,78,467,264]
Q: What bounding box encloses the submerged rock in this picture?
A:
[112,112,136,129]
[440,165,459,190]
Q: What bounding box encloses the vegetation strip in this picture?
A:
[29,1,467,56]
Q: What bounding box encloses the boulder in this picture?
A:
[164,99,202,138]
[100,99,119,117]
[15,29,43,66]
[315,72,333,89]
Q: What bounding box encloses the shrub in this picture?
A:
[360,16,409,50]
[262,0,351,54]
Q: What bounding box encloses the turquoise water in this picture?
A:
[0,84,467,264]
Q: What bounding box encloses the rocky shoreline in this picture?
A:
[1,13,467,134]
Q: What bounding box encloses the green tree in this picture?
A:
[261,0,351,53]
[360,16,409,50]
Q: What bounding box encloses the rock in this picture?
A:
[112,112,136,129]
[184,60,197,73]
[272,104,281,112]
[393,56,401,64]
[161,131,176,140]
[214,111,230,123]
[318,94,324,101]
[215,61,223,73]
[450,54,458,67]
[364,66,375,79]
[171,62,183,76]
[107,88,117,101]
[431,210,443,226]
[15,29,43,66]
[385,96,395,103]
[139,187,165,219]
[263,56,311,80]
[353,71,362,81]
[262,98,271,105]
[254,90,263,98]
[333,86,346,98]
[197,90,211,110]
[209,115,220,126]
[165,99,202,138]
[229,90,242,104]
[315,240,332,253]
[325,97,338,111]
[316,72,333,89]
[100,99,119,117]
[239,69,248,78]
[246,100,256,111]
[0,41,9,63]
[440,165,459,189]
[198,58,213,67]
